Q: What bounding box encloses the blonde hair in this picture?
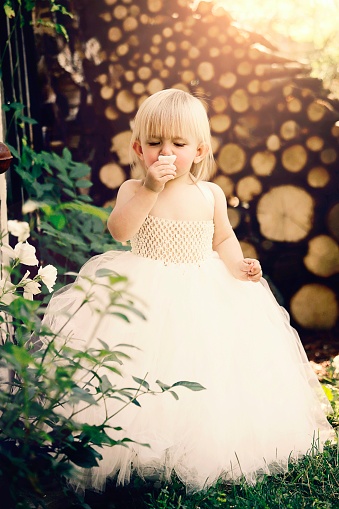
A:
[130,89,215,181]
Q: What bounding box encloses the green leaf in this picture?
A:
[62,442,102,468]
[57,173,74,187]
[156,380,171,392]
[130,398,141,407]
[100,375,113,393]
[76,179,92,188]
[49,213,67,230]
[322,384,334,402]
[8,102,24,111]
[69,166,91,179]
[62,147,72,162]
[60,202,109,221]
[132,376,150,390]
[19,115,38,125]
[171,381,206,391]
[68,386,97,406]
[0,343,33,369]
[62,188,77,198]
[78,194,93,203]
[110,312,130,323]
[4,3,15,18]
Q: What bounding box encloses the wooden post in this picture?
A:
[0,81,13,348]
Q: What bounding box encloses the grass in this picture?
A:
[82,442,339,509]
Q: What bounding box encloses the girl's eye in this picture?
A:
[174,143,185,147]
[148,142,160,146]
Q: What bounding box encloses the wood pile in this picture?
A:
[33,0,339,335]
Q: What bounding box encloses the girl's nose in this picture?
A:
[160,142,172,155]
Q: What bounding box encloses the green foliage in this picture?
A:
[6,139,123,284]
[2,0,72,41]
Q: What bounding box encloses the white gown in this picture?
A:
[42,201,335,493]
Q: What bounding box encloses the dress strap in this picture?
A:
[195,181,215,211]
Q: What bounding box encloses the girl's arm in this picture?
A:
[107,160,176,242]
[209,183,262,282]
[107,180,158,242]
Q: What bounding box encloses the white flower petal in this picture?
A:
[23,291,34,301]
[21,279,41,296]
[38,264,58,292]
[22,200,40,214]
[0,279,17,305]
[13,242,39,266]
[1,244,16,259]
[8,220,30,242]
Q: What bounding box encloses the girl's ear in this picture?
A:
[133,140,144,160]
[194,143,209,164]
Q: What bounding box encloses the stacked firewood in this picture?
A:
[34,0,339,333]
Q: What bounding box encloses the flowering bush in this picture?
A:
[1,221,57,304]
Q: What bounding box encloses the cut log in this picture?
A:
[307,167,330,188]
[108,26,122,42]
[229,88,250,113]
[99,163,126,189]
[286,97,302,113]
[247,79,260,94]
[146,78,164,94]
[211,95,228,113]
[219,72,237,89]
[304,235,339,277]
[197,61,215,81]
[327,203,339,241]
[251,150,276,176]
[100,85,114,100]
[280,120,301,140]
[290,284,338,329]
[320,148,337,165]
[104,106,119,120]
[305,135,324,152]
[281,144,308,173]
[266,134,281,151]
[257,185,314,242]
[213,174,234,196]
[227,206,241,229]
[331,123,339,138]
[218,143,246,174]
[236,176,262,202]
[240,241,258,260]
[116,89,136,113]
[236,61,253,76]
[210,114,232,133]
[110,131,132,165]
[307,100,327,122]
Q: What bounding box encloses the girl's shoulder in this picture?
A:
[117,178,143,195]
[199,181,226,202]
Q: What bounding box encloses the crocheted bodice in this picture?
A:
[130,215,214,264]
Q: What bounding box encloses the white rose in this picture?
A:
[38,265,58,292]
[13,242,39,266]
[0,279,17,305]
[22,279,41,300]
[7,220,30,242]
[22,200,40,214]
[1,242,38,266]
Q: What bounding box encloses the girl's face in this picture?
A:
[133,134,207,178]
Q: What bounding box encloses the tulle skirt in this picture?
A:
[42,250,335,492]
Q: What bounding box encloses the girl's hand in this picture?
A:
[240,258,262,283]
[143,160,176,193]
